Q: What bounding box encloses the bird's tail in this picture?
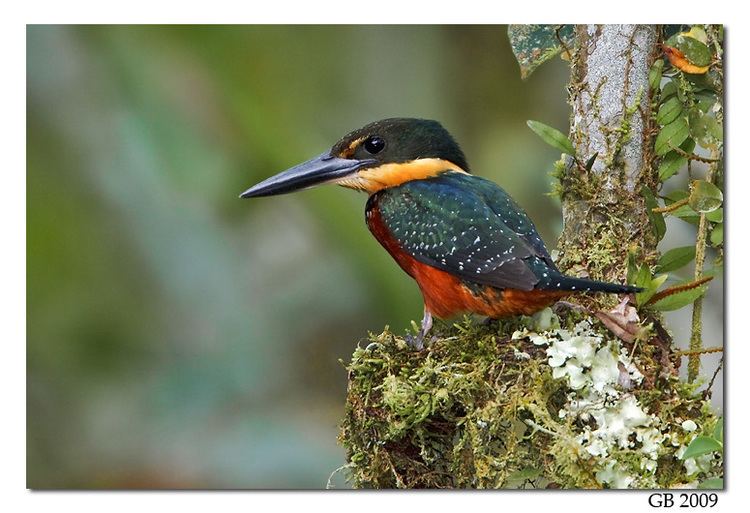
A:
[541,272,642,294]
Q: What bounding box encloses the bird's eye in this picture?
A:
[363,136,385,154]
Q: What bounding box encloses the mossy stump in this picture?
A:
[339,311,722,489]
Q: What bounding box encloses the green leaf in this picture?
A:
[681,435,722,460]
[633,264,652,289]
[712,418,723,444]
[584,152,598,172]
[689,108,723,146]
[695,90,718,113]
[626,251,639,285]
[689,180,723,213]
[657,97,684,126]
[667,33,712,67]
[658,138,695,182]
[684,26,708,44]
[710,224,723,246]
[633,264,653,306]
[674,211,700,225]
[661,80,678,101]
[698,478,723,489]
[526,120,575,155]
[656,246,696,273]
[636,267,667,306]
[663,187,687,203]
[641,185,666,241]
[663,189,698,224]
[705,262,723,279]
[705,207,723,223]
[507,25,575,80]
[664,25,689,41]
[658,152,688,182]
[650,285,707,311]
[655,117,690,156]
[681,137,697,154]
[650,273,669,294]
[649,59,664,91]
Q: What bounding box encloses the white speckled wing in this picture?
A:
[374,173,543,291]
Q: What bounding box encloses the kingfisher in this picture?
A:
[240,118,639,349]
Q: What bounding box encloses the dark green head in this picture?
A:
[240,118,469,198]
[331,118,469,171]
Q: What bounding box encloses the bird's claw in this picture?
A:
[404,308,433,351]
[405,333,426,351]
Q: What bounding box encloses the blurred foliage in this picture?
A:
[26,25,720,489]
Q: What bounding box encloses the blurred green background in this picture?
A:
[26,25,721,489]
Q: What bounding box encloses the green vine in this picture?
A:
[647,25,724,382]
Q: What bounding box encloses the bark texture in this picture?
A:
[557,25,660,298]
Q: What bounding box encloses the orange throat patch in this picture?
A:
[336,159,467,193]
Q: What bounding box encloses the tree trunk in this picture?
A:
[557,25,660,298]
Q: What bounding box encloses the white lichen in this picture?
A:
[681,420,698,432]
[515,317,670,488]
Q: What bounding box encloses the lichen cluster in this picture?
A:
[339,311,721,489]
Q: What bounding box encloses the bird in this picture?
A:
[240,118,640,349]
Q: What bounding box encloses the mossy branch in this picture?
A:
[339,314,721,488]
[688,154,720,382]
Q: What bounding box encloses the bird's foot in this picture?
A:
[405,333,426,351]
[406,308,434,351]
[553,300,591,314]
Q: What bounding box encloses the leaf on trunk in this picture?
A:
[666,30,712,67]
[641,186,666,241]
[648,282,710,311]
[506,467,542,482]
[688,107,723,146]
[663,190,699,225]
[635,266,668,307]
[658,138,694,182]
[697,478,724,490]
[656,246,696,273]
[658,152,688,182]
[713,418,723,443]
[689,179,723,213]
[710,224,723,246]
[646,276,712,305]
[507,25,575,79]
[657,97,684,126]
[681,436,722,460]
[649,59,664,92]
[655,117,690,156]
[705,207,723,223]
[584,152,598,172]
[663,45,710,74]
[663,29,712,75]
[661,80,678,101]
[526,120,575,155]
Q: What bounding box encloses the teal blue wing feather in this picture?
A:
[438,173,556,266]
[375,172,549,290]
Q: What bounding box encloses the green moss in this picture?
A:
[339,312,721,489]
[604,86,644,172]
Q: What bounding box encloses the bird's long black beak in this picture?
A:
[240,153,376,198]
